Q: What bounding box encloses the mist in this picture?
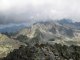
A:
[0,0,80,24]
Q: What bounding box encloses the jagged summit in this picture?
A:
[18,21,74,38]
[14,21,80,46]
[0,20,80,60]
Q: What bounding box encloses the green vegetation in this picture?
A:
[49,38,55,41]
[16,35,28,42]
[1,43,80,60]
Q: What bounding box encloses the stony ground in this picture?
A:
[1,43,80,60]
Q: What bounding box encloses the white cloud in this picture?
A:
[0,0,80,22]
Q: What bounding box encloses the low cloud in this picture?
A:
[0,0,80,24]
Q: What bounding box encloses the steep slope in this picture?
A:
[2,43,80,60]
[18,21,74,38]
[0,33,25,58]
[1,20,80,60]
[15,21,80,46]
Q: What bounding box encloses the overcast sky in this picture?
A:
[0,0,80,24]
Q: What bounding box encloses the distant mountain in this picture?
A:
[0,24,27,33]
[14,20,80,46]
[1,19,80,60]
[58,19,80,30]
[58,19,73,24]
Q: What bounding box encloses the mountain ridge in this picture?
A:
[13,20,80,46]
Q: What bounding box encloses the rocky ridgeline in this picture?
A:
[1,21,80,60]
[15,21,80,46]
[0,33,25,58]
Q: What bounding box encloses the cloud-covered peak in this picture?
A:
[0,0,80,24]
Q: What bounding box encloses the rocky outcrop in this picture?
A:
[2,43,80,60]
[0,33,25,58]
[0,21,80,60]
[15,21,80,46]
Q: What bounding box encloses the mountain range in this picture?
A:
[14,19,80,46]
[0,19,80,60]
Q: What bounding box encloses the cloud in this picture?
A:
[0,0,80,24]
